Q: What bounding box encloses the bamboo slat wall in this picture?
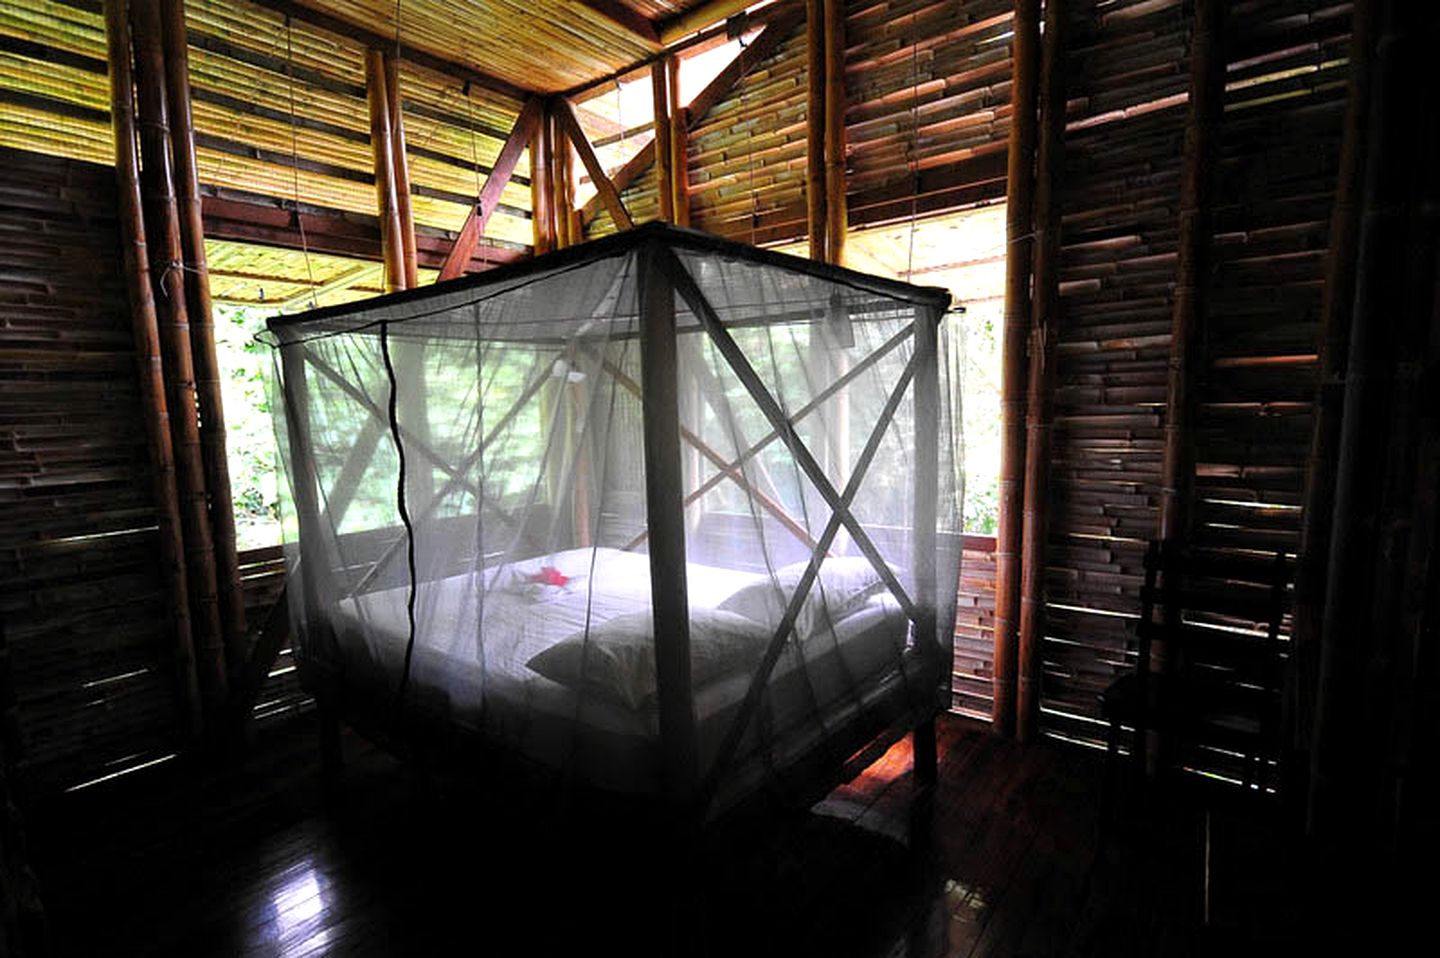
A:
[0,0,534,259]
[0,148,181,794]
[1037,0,1351,749]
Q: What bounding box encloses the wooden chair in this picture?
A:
[1101,540,1291,799]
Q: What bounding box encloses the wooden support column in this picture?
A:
[822,0,847,266]
[805,0,826,261]
[993,0,1040,737]
[637,241,697,804]
[105,0,202,739]
[1016,0,1067,743]
[1157,0,1224,546]
[129,0,228,716]
[365,48,405,291]
[651,60,675,223]
[668,55,689,227]
[1290,0,1374,768]
[912,304,942,784]
[384,52,419,289]
[159,0,247,682]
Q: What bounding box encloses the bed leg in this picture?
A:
[914,717,938,788]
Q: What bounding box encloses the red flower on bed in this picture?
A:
[528,565,569,588]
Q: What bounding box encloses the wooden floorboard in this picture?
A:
[22,714,1340,957]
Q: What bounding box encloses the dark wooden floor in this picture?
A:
[22,714,1366,956]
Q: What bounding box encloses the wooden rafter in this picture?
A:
[579,5,805,226]
[439,96,544,280]
[553,97,634,230]
[244,0,529,102]
[578,0,660,44]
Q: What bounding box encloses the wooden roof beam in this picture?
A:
[553,97,634,230]
[659,0,762,46]
[439,96,545,280]
[577,0,660,45]
[244,0,531,102]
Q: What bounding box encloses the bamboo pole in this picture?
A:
[129,0,228,715]
[668,55,689,228]
[550,111,573,247]
[159,0,246,683]
[652,59,675,223]
[1157,0,1224,546]
[805,0,826,261]
[992,0,1040,738]
[531,107,553,254]
[1016,0,1067,743]
[1308,0,1419,841]
[1290,0,1374,771]
[105,0,202,740]
[365,49,405,292]
[384,52,419,290]
[822,0,847,266]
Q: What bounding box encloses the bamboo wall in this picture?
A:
[0,0,533,256]
[1038,0,1351,747]
[0,149,182,794]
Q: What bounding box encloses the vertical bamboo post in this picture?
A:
[550,110,572,248]
[531,105,553,255]
[1308,0,1419,841]
[365,49,405,292]
[805,0,826,261]
[822,0,847,266]
[992,0,1040,737]
[1016,0,1067,743]
[384,52,419,290]
[912,304,942,784]
[129,0,228,716]
[1157,0,1224,546]
[638,242,697,804]
[668,55,689,228]
[652,59,675,223]
[1290,0,1374,775]
[105,0,202,740]
[158,0,246,682]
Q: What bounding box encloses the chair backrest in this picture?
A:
[1136,540,1292,788]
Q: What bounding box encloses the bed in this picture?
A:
[267,224,963,822]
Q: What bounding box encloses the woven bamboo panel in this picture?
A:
[1038,0,1349,753]
[687,18,810,243]
[0,147,181,794]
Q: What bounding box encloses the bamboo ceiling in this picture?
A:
[0,0,732,290]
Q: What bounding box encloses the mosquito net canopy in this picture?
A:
[268,224,963,819]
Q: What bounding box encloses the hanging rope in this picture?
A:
[380,319,420,714]
[283,15,318,308]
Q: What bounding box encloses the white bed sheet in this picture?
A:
[329,547,914,796]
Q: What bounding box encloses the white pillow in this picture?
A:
[525,608,770,710]
[717,555,890,639]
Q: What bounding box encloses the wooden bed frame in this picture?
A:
[269,223,953,825]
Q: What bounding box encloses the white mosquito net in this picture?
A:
[267,225,963,819]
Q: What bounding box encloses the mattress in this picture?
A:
[326,547,918,801]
